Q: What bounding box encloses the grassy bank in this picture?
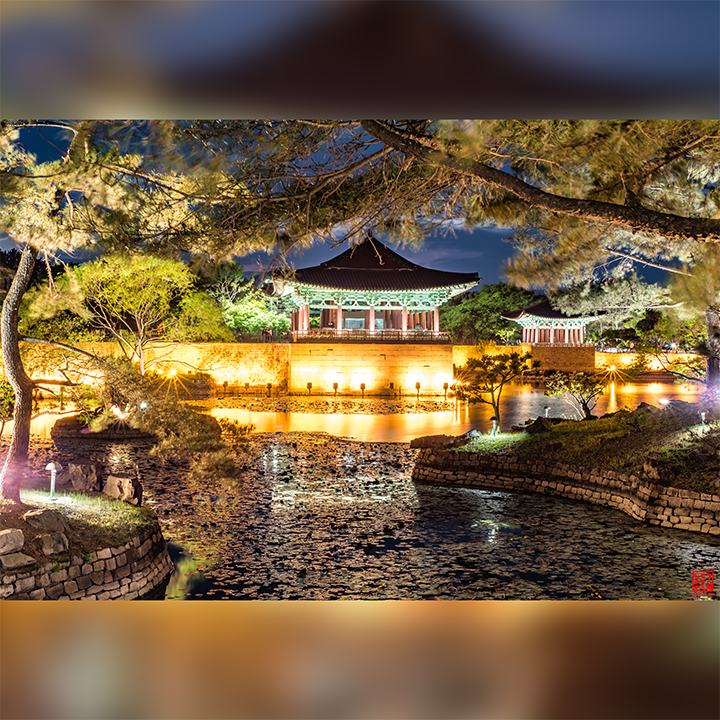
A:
[455,404,720,495]
[1,490,159,566]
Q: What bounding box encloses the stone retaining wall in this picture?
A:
[1,524,173,601]
[412,449,720,535]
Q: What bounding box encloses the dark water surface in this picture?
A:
[146,433,720,601]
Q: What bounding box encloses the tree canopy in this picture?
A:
[440,283,539,344]
[22,253,232,373]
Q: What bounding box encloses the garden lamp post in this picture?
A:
[360,383,366,399]
[307,382,312,395]
[46,462,63,500]
[443,382,449,400]
[267,383,272,397]
[333,382,338,397]
[491,417,498,436]
[415,382,421,400]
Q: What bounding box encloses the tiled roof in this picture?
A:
[501,298,585,320]
[289,238,479,292]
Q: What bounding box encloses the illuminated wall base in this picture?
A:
[288,343,454,396]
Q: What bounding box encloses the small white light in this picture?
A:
[46,462,63,500]
[659,398,670,406]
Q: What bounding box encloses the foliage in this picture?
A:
[208,265,291,335]
[0,377,14,418]
[22,253,232,373]
[79,357,252,485]
[544,372,610,420]
[550,273,674,332]
[439,283,539,344]
[454,352,538,430]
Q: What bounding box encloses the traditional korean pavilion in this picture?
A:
[270,236,479,339]
[501,298,593,344]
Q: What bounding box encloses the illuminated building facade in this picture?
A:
[269,236,479,338]
[501,299,593,345]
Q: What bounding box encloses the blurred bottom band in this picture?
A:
[1,601,718,720]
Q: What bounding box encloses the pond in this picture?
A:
[146,432,719,601]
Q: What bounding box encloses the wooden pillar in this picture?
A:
[434,306,440,333]
[292,310,296,332]
[421,311,427,330]
[369,305,375,333]
[303,304,310,332]
[402,306,408,333]
[550,326,555,344]
[336,304,342,331]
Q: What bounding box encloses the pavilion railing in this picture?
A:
[286,329,451,343]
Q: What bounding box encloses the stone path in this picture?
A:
[14,431,719,600]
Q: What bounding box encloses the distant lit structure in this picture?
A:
[501,299,592,345]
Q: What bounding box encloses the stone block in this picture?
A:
[68,565,80,579]
[77,575,92,590]
[93,560,106,572]
[40,533,69,556]
[50,568,68,583]
[1,553,36,571]
[63,580,78,594]
[22,509,69,534]
[97,548,112,560]
[62,461,104,492]
[30,588,47,600]
[0,528,24,556]
[46,583,64,600]
[15,576,36,593]
[103,473,143,506]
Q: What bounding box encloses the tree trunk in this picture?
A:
[705,306,720,391]
[0,245,39,504]
[361,121,720,243]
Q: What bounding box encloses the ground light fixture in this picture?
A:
[45,462,63,500]
[360,382,366,399]
[415,381,421,400]
[307,382,312,395]
[491,417,498,436]
[701,411,706,430]
[544,406,550,418]
[267,383,272,397]
[443,382,449,400]
[333,382,338,397]
[659,398,670,406]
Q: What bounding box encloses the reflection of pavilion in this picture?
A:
[501,299,593,345]
[269,236,479,341]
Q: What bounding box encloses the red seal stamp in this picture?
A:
[692,570,715,599]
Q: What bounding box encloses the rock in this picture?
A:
[103,473,143,506]
[635,402,660,415]
[0,528,24,556]
[524,417,554,435]
[40,532,69,555]
[23,508,70,534]
[0,552,36,570]
[58,461,104,492]
[409,434,457,449]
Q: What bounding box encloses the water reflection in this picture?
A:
[207,382,700,442]
[12,381,702,442]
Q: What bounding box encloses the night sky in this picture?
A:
[2,0,716,288]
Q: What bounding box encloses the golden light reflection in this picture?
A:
[607,381,618,414]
